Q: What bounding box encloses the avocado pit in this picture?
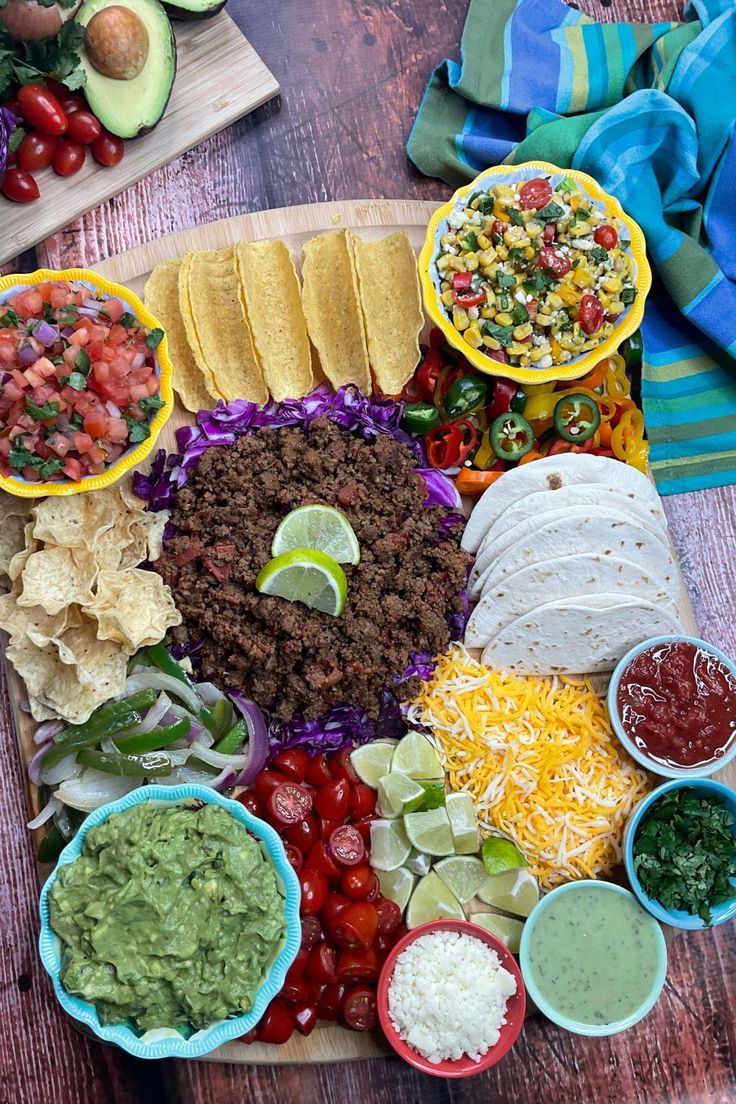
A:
[84,4,149,80]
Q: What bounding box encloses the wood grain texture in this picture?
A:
[3,0,736,1100]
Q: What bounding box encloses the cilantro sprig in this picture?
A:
[0,20,86,100]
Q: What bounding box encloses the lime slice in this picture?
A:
[376,773,424,818]
[481,835,529,875]
[404,780,446,814]
[370,818,412,871]
[256,549,347,616]
[378,867,416,912]
[445,792,479,855]
[404,808,454,856]
[271,505,360,565]
[468,912,525,954]
[478,869,539,917]
[391,731,443,780]
[434,855,488,905]
[406,870,464,929]
[406,848,432,876]
[350,741,396,789]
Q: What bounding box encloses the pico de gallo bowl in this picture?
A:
[418,162,651,387]
[0,269,173,497]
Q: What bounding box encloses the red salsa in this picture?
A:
[617,640,736,769]
[0,280,164,482]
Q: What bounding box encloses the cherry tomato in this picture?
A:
[305,942,337,984]
[5,149,16,166]
[267,782,313,826]
[305,839,341,881]
[350,783,376,820]
[329,747,359,782]
[491,219,506,241]
[542,222,556,244]
[352,818,373,846]
[318,816,341,840]
[284,844,303,873]
[342,986,378,1032]
[519,177,552,211]
[271,748,309,782]
[239,1026,258,1044]
[332,902,378,950]
[1,168,40,203]
[66,110,102,145]
[91,130,124,167]
[305,752,332,787]
[17,131,56,172]
[300,915,323,952]
[329,825,365,867]
[58,93,86,115]
[314,777,352,820]
[254,769,288,802]
[320,891,350,928]
[53,139,85,177]
[364,877,380,902]
[43,78,71,100]
[316,982,347,1022]
[256,1000,295,1044]
[17,85,67,137]
[578,293,605,335]
[236,790,264,818]
[593,224,618,250]
[340,865,378,901]
[280,975,311,1004]
[284,813,320,852]
[299,868,328,915]
[293,1002,318,1036]
[374,897,402,935]
[538,247,572,278]
[336,947,378,983]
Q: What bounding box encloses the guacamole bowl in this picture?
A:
[38,785,302,1059]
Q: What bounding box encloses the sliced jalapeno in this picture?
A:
[401,403,442,435]
[553,392,601,443]
[443,374,489,419]
[490,412,535,461]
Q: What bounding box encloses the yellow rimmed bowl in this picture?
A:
[418,162,652,386]
[0,268,173,498]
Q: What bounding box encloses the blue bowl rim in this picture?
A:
[623,776,736,930]
[607,634,736,779]
[38,783,302,1060]
[519,880,667,1037]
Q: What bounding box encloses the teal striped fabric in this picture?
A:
[408,0,736,494]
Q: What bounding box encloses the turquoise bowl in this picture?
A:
[38,784,302,1060]
[624,777,736,930]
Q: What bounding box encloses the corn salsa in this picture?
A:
[434,175,637,369]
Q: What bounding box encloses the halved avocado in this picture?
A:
[76,0,176,139]
[163,0,226,21]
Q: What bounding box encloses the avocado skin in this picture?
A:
[163,0,226,20]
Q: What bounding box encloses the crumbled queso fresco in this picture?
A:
[388,930,517,1064]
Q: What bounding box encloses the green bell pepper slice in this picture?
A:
[114,716,191,756]
[76,749,173,777]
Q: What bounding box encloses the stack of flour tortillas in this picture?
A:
[462,454,683,674]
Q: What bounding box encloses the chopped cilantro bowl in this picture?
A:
[0,277,168,486]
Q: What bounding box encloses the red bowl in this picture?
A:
[377,919,526,1078]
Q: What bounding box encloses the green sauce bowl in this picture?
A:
[38,784,302,1059]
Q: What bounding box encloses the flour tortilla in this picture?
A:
[480,594,683,675]
[461,454,661,553]
[465,553,680,647]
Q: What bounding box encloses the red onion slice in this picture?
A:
[229,693,269,786]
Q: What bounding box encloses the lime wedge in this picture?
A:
[378,867,416,912]
[391,731,443,780]
[481,835,529,875]
[434,855,488,906]
[404,808,454,856]
[445,792,479,855]
[256,549,347,616]
[404,780,446,814]
[406,848,432,876]
[376,773,424,818]
[406,870,464,929]
[478,869,539,917]
[370,818,412,871]
[271,505,360,564]
[468,912,525,954]
[350,741,397,789]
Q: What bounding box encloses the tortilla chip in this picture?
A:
[8,520,38,582]
[0,584,82,646]
[180,248,267,405]
[52,620,128,686]
[235,240,314,401]
[352,232,423,395]
[6,636,68,703]
[0,510,29,580]
[18,546,95,615]
[31,496,95,550]
[145,259,216,413]
[301,230,371,393]
[82,568,181,654]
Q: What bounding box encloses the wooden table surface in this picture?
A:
[2,0,735,1101]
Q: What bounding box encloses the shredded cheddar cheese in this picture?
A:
[408,644,650,890]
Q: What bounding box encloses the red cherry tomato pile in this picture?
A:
[237,747,406,1044]
[1,81,124,204]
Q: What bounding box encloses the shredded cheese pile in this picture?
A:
[408,644,650,890]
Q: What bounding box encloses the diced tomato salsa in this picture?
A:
[0,280,165,482]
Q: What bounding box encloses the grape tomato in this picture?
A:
[17,85,67,136]
[351,783,376,820]
[314,777,351,820]
[305,839,340,881]
[236,790,264,818]
[374,897,402,934]
[91,131,124,167]
[284,844,303,873]
[328,824,365,867]
[298,868,328,915]
[332,902,378,950]
[1,168,40,203]
[66,110,102,145]
[300,915,322,952]
[17,131,56,172]
[305,943,337,984]
[267,782,313,826]
[340,865,378,901]
[316,982,346,1021]
[342,987,378,1032]
[254,769,288,802]
[330,747,359,782]
[271,748,309,781]
[284,814,320,852]
[337,947,378,983]
[519,176,553,211]
[305,753,332,787]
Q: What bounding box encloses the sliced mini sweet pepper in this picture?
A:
[611,408,648,472]
[455,467,505,495]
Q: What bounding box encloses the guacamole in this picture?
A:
[49,802,286,1032]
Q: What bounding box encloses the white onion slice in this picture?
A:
[195,681,227,706]
[125,671,202,716]
[57,770,137,812]
[27,796,60,831]
[40,753,83,787]
[188,741,248,770]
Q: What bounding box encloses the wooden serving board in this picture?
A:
[7,200,735,1065]
[0,11,279,267]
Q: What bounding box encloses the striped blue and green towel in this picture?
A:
[408,0,736,494]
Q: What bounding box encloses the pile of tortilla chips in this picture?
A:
[144,230,423,412]
[0,485,181,724]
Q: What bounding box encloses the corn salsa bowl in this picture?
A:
[419,163,651,386]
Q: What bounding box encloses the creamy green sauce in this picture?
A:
[49,802,286,1032]
[526,886,660,1026]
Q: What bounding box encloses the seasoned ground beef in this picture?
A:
[156,418,470,721]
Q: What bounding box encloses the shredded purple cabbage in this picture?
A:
[417,468,461,510]
[0,108,16,181]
